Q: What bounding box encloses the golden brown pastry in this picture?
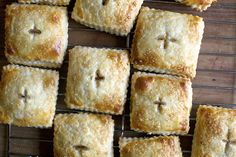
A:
[54,113,114,157]
[119,136,183,157]
[18,0,70,5]
[0,65,59,127]
[71,0,144,36]
[191,105,236,157]
[5,4,68,68]
[65,46,130,115]
[131,7,204,78]
[130,72,192,135]
[176,0,217,11]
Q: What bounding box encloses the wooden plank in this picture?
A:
[197,54,235,71]
[193,88,234,104]
[68,30,127,48]
[193,71,235,88]
[201,38,236,55]
[204,22,236,39]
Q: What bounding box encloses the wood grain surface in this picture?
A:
[0,0,236,157]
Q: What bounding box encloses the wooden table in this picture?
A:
[0,0,236,156]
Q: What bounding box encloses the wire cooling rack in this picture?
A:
[2,0,236,157]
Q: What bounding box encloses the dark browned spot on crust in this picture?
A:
[68,97,83,107]
[134,76,154,91]
[95,101,122,114]
[102,0,109,5]
[180,81,188,93]
[97,114,112,124]
[75,0,83,18]
[160,137,174,146]
[51,14,60,23]
[6,45,17,55]
[131,109,151,131]
[180,121,188,131]
[107,51,123,66]
[52,41,62,55]
[43,76,55,89]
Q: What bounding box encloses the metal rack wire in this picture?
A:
[3,0,236,157]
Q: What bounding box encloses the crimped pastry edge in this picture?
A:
[18,0,70,5]
[71,0,144,36]
[119,136,180,146]
[176,0,217,12]
[119,136,182,156]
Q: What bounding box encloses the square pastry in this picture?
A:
[130,72,192,135]
[176,0,217,11]
[65,46,130,115]
[18,0,71,5]
[71,0,143,36]
[54,113,114,157]
[0,65,59,127]
[131,7,204,78]
[191,105,236,157]
[119,136,183,157]
[5,4,68,68]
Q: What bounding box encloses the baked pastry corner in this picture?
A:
[18,0,71,5]
[54,113,114,157]
[71,0,143,36]
[191,105,236,157]
[176,0,217,11]
[119,136,183,157]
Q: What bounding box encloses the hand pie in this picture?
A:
[119,136,183,157]
[176,0,217,11]
[5,4,68,68]
[65,46,130,115]
[54,113,114,157]
[0,65,59,127]
[130,72,192,135]
[191,105,236,157]
[18,0,71,5]
[131,7,204,78]
[71,0,143,36]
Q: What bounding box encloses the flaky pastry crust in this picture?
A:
[191,105,236,157]
[0,65,59,127]
[5,4,68,68]
[130,72,192,135]
[65,46,130,115]
[71,0,143,36]
[176,0,217,11]
[131,7,204,78]
[119,136,183,157]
